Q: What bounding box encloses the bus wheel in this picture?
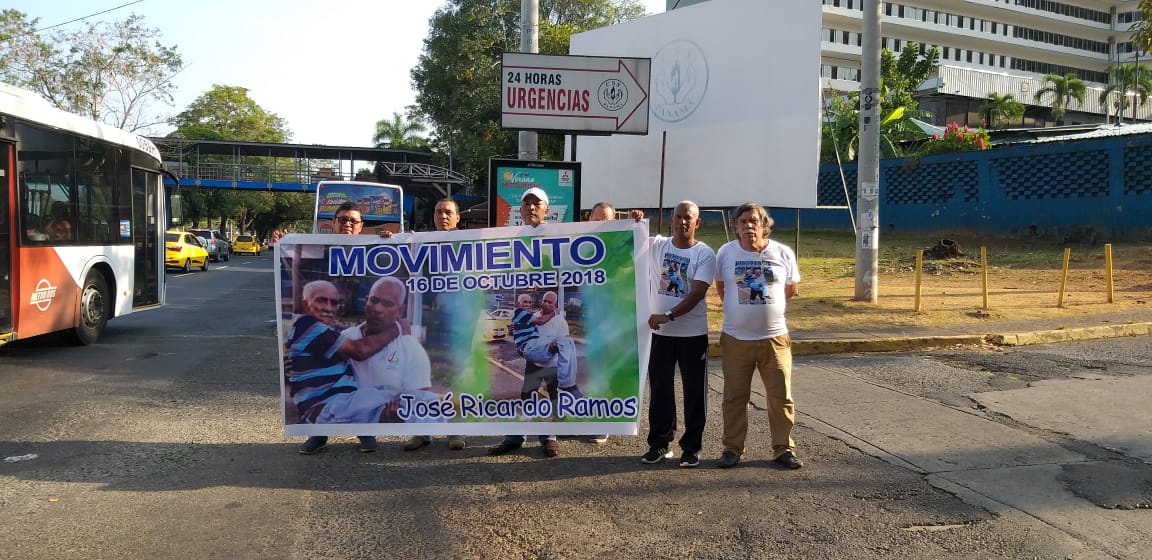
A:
[73,272,109,345]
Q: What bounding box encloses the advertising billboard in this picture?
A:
[488,159,581,226]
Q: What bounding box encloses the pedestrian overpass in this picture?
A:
[150,138,474,199]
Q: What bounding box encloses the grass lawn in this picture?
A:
[642,222,1152,333]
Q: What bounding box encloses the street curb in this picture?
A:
[706,335,986,357]
[704,321,1152,356]
[986,322,1152,347]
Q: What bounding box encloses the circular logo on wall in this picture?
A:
[650,39,709,123]
[597,78,628,111]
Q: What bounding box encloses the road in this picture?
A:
[1,254,1149,559]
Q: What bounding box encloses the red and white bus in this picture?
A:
[1,83,171,346]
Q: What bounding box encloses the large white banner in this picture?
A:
[276,221,651,437]
[569,0,822,210]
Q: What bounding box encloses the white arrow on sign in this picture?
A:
[501,52,651,135]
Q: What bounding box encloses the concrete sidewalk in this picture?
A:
[704,308,1152,559]
[707,309,1152,356]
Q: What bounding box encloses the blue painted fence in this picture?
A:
[776,132,1152,239]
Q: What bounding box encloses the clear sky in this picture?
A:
[8,0,666,147]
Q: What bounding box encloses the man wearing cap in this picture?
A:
[489,187,563,458]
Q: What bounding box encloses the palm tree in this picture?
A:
[980,92,1025,129]
[1033,73,1087,125]
[1099,63,1152,124]
[373,112,428,150]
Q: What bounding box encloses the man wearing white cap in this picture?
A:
[489,186,564,458]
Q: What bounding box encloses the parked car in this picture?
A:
[476,310,509,342]
[188,228,230,262]
[232,234,261,255]
[489,307,516,334]
[165,231,209,272]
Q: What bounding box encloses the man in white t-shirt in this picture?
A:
[638,201,716,468]
[344,276,433,421]
[714,203,803,470]
[488,187,561,458]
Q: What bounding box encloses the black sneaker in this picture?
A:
[774,451,804,469]
[298,436,328,455]
[679,452,700,468]
[357,436,378,453]
[716,450,741,469]
[488,440,522,456]
[640,447,674,464]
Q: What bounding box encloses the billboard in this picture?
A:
[313,181,404,235]
[568,0,822,209]
[275,220,650,437]
[488,159,581,226]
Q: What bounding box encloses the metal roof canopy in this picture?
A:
[148,137,432,164]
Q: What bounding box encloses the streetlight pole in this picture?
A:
[518,0,539,161]
[854,0,881,302]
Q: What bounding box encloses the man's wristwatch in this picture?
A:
[664,310,675,321]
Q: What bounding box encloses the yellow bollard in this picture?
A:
[981,246,989,310]
[914,249,923,312]
[1104,243,1114,304]
[1057,247,1071,308]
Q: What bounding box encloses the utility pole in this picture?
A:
[854,0,881,302]
[518,0,539,161]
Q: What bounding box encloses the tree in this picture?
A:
[1130,0,1152,57]
[171,85,290,143]
[821,97,930,162]
[980,92,1024,129]
[1099,63,1152,124]
[820,43,938,163]
[881,42,941,112]
[373,112,429,150]
[1033,73,1087,125]
[0,10,183,132]
[169,86,293,233]
[410,0,644,183]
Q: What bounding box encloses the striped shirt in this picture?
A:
[511,308,539,348]
[286,315,358,422]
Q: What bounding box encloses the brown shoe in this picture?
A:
[403,436,431,451]
[542,439,560,458]
[447,436,466,451]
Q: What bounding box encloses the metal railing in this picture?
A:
[166,161,473,187]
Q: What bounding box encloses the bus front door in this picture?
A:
[0,142,12,339]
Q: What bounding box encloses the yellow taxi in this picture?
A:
[475,310,509,342]
[165,230,209,272]
[232,234,262,255]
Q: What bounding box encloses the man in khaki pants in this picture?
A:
[713,202,803,470]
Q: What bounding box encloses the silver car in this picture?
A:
[188,229,231,262]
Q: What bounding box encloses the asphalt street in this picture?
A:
[0,254,1149,559]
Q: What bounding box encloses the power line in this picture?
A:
[7,0,144,39]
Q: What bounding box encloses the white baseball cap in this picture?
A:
[520,187,549,205]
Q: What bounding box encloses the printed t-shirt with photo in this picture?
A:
[649,236,716,337]
[715,238,800,340]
